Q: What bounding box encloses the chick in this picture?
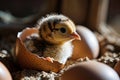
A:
[26,14,80,64]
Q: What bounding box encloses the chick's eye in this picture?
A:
[60,27,66,33]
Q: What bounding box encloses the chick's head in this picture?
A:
[37,14,80,44]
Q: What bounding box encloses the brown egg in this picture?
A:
[15,28,63,72]
[114,61,120,76]
[61,61,119,80]
[0,62,12,80]
[72,26,99,59]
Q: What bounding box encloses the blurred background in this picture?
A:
[0,0,120,50]
[0,0,120,32]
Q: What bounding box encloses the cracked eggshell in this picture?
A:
[0,62,12,80]
[72,26,99,59]
[114,61,120,76]
[15,28,63,72]
[61,61,120,80]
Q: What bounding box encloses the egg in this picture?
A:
[72,26,99,59]
[61,61,119,80]
[0,62,12,80]
[114,61,120,76]
[15,28,63,72]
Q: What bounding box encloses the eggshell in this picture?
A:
[72,26,99,59]
[114,61,120,76]
[15,28,63,72]
[61,61,120,80]
[0,62,12,80]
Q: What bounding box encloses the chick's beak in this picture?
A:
[70,32,81,40]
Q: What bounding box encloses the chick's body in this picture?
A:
[25,14,80,64]
[43,40,73,64]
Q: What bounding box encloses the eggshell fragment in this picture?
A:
[61,61,119,80]
[72,26,99,59]
[0,62,12,80]
[114,61,120,76]
[15,28,63,72]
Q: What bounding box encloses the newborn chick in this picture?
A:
[26,14,80,64]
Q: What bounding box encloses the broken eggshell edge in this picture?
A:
[15,28,64,72]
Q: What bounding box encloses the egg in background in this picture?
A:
[72,26,99,59]
[61,61,119,80]
[0,62,12,80]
